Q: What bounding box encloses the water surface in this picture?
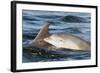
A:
[22,10,91,63]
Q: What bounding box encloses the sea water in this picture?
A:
[22,10,91,63]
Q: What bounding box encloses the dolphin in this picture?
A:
[32,23,90,51]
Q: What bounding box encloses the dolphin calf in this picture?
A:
[32,23,90,51]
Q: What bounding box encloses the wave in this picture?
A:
[35,15,61,19]
[23,15,40,21]
[23,46,90,62]
[60,15,90,23]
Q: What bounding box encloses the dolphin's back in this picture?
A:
[44,34,90,51]
[64,35,90,50]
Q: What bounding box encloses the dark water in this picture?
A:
[22,10,91,63]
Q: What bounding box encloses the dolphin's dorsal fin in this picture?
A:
[33,23,50,41]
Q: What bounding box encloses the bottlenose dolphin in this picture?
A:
[32,23,90,51]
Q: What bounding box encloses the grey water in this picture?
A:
[22,10,91,63]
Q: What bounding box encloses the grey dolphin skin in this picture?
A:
[32,23,53,48]
[32,23,90,51]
